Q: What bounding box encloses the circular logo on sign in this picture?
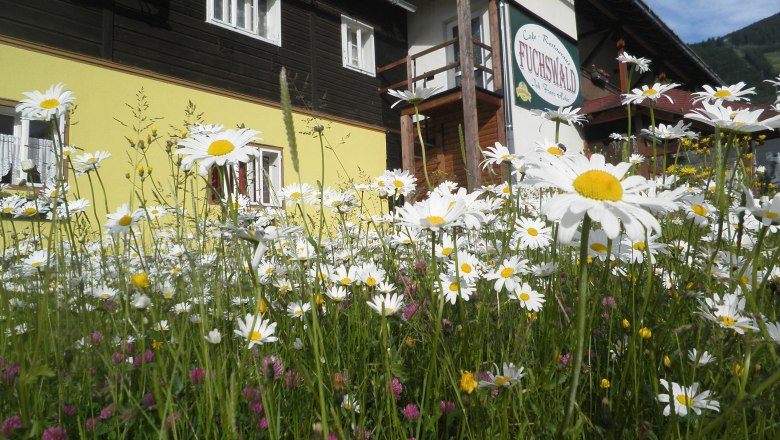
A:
[513,24,579,107]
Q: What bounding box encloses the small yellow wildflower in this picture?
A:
[130,272,151,289]
[622,319,631,329]
[663,355,671,368]
[460,370,477,395]
[600,378,610,389]
[638,327,652,340]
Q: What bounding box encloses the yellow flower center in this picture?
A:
[633,242,646,251]
[502,186,511,194]
[572,170,623,201]
[385,307,394,314]
[366,277,377,286]
[250,331,263,341]
[721,315,735,327]
[294,309,302,316]
[675,394,693,407]
[30,261,43,268]
[207,139,236,156]
[494,376,510,386]
[393,180,404,188]
[590,243,607,253]
[290,191,302,199]
[691,205,708,216]
[442,247,453,256]
[40,98,60,109]
[99,293,110,299]
[449,282,459,292]
[527,227,539,237]
[764,211,778,219]
[740,276,749,285]
[642,88,658,96]
[500,267,514,278]
[340,277,351,285]
[519,292,530,302]
[118,215,133,227]
[547,147,564,156]
[24,207,37,215]
[2,207,12,213]
[87,157,97,163]
[713,90,732,98]
[426,216,446,226]
[460,263,472,273]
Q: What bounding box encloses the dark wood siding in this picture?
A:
[0,0,104,57]
[0,0,408,128]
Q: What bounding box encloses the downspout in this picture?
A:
[498,0,514,153]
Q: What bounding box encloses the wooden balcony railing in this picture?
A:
[376,37,495,95]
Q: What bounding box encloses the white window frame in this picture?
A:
[206,0,282,46]
[214,145,282,207]
[0,105,61,188]
[341,15,376,76]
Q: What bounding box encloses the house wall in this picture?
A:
[0,41,387,221]
[0,0,408,128]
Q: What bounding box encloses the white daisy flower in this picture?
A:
[657,379,719,417]
[387,86,443,108]
[478,362,525,388]
[177,127,261,176]
[687,348,715,365]
[16,83,75,121]
[234,313,278,347]
[509,282,545,312]
[487,256,527,293]
[525,154,675,243]
[622,82,679,106]
[366,293,405,316]
[287,301,311,319]
[616,51,651,73]
[691,82,756,104]
[438,272,475,304]
[514,217,553,250]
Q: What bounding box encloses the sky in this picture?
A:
[643,0,780,44]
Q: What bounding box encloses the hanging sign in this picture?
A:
[510,5,582,109]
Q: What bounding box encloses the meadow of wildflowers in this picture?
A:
[2,61,780,439]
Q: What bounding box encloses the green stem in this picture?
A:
[414,105,433,191]
[563,214,592,433]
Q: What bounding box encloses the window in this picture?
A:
[341,15,375,76]
[211,146,282,207]
[207,0,281,46]
[0,105,59,187]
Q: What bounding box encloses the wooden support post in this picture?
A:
[457,0,482,191]
[488,0,503,92]
[400,115,415,175]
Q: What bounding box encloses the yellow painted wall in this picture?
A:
[0,42,387,227]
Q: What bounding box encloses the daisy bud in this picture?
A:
[21,159,35,173]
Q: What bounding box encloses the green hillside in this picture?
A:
[691,12,780,104]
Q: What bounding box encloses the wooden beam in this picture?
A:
[457,0,481,190]
[488,0,503,91]
[401,115,415,175]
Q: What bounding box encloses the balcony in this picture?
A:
[378,30,505,191]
